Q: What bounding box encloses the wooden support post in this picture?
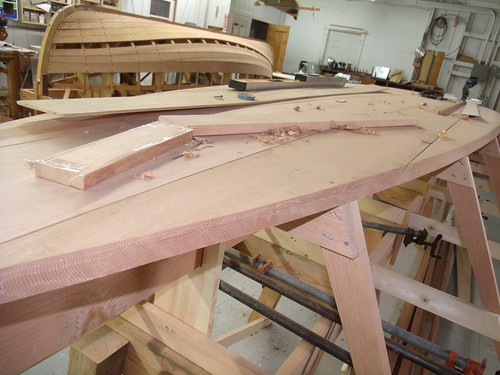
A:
[68,326,129,375]
[289,202,391,375]
[437,157,500,356]
[112,302,270,375]
[276,318,342,375]
[214,317,271,347]
[456,246,472,303]
[248,287,281,322]
[154,243,225,335]
[479,138,500,207]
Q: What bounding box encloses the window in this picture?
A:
[150,0,175,21]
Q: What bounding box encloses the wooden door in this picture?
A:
[266,24,290,72]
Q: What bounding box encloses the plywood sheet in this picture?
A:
[1,89,499,307]
[18,84,387,118]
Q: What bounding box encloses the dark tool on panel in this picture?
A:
[362,221,443,259]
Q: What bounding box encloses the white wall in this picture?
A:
[122,0,230,28]
[228,0,285,37]
[281,0,431,80]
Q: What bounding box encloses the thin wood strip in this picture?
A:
[373,264,500,341]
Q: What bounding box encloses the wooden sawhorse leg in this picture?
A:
[479,138,500,207]
[438,157,500,357]
[290,201,391,374]
[154,243,226,335]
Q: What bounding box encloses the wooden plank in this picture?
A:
[276,318,342,375]
[456,246,472,302]
[0,250,201,375]
[428,51,445,87]
[18,84,387,117]
[120,302,271,375]
[372,264,500,341]
[35,121,193,190]
[154,243,225,336]
[322,247,390,375]
[160,111,417,137]
[248,287,281,322]
[68,326,129,375]
[228,77,346,91]
[214,317,271,347]
[359,196,500,257]
[288,201,390,374]
[108,316,209,375]
[480,138,500,206]
[440,159,500,354]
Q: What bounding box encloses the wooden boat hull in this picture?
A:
[35,5,273,97]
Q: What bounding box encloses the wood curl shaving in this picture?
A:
[437,129,448,140]
[182,137,213,158]
[134,170,156,179]
[182,150,200,158]
[255,125,303,144]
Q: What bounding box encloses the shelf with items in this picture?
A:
[100,0,120,9]
[20,4,47,25]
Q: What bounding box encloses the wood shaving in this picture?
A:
[182,150,200,158]
[294,106,301,112]
[134,170,156,179]
[460,114,469,120]
[255,125,303,144]
[335,99,346,103]
[368,102,374,106]
[316,105,325,110]
[337,125,376,135]
[437,129,448,139]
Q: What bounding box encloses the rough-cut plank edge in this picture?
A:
[1,123,498,305]
[34,122,193,190]
[372,265,500,341]
[18,85,388,118]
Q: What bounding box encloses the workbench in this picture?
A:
[0,85,499,374]
[0,45,34,119]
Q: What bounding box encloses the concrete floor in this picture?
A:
[21,240,500,375]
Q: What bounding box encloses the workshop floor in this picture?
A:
[21,241,500,375]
